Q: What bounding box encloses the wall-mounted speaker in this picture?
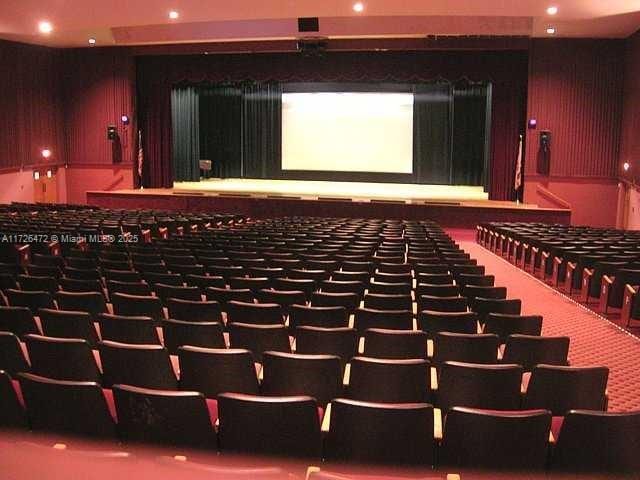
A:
[107,125,117,141]
[298,17,319,32]
[537,130,551,175]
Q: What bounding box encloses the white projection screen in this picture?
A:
[281,92,414,174]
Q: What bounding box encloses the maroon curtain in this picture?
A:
[137,50,528,198]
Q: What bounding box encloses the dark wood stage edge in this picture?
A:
[86,190,571,228]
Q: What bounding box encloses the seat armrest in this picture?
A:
[580,268,594,303]
[564,261,576,294]
[321,402,332,433]
[622,284,639,326]
[16,244,31,265]
[598,275,614,313]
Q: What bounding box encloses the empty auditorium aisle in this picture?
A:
[461,239,640,411]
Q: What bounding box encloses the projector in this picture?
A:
[296,37,328,56]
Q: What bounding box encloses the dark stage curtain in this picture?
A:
[413,83,452,184]
[171,86,200,182]
[451,83,490,186]
[242,83,282,179]
[199,86,242,178]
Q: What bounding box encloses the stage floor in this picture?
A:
[173,178,489,203]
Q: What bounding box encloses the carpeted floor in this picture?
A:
[460,239,640,411]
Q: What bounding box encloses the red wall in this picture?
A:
[621,30,640,182]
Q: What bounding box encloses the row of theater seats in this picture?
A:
[478,222,640,325]
[0,208,631,472]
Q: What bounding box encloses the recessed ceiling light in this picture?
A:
[168,10,179,19]
[546,26,556,35]
[41,149,52,159]
[38,21,53,34]
[546,6,558,15]
[353,2,364,13]
[88,37,96,45]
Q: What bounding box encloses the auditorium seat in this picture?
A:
[457,273,495,288]
[347,356,430,403]
[362,328,427,359]
[440,407,551,470]
[154,283,201,305]
[255,289,307,314]
[436,361,523,412]
[167,298,222,322]
[205,287,255,309]
[113,384,216,448]
[294,326,358,367]
[501,334,570,370]
[106,280,152,297]
[432,332,499,365]
[363,293,412,311]
[311,292,360,312]
[551,410,640,473]
[97,313,160,345]
[325,398,434,466]
[217,393,322,458]
[473,297,522,323]
[523,364,609,414]
[0,332,30,375]
[226,301,284,325]
[0,370,27,428]
[25,334,101,382]
[416,272,453,284]
[17,274,58,293]
[111,293,165,322]
[372,271,412,284]
[103,269,142,283]
[272,278,317,300]
[418,295,468,313]
[415,283,459,298]
[38,308,99,347]
[289,305,349,329]
[415,264,450,275]
[0,306,40,338]
[261,351,342,406]
[184,274,226,291]
[483,313,543,344]
[227,322,291,362]
[5,289,54,314]
[353,308,413,333]
[99,340,177,389]
[55,291,107,320]
[228,276,271,292]
[162,319,225,354]
[463,285,507,308]
[59,277,104,295]
[18,372,116,438]
[418,310,478,337]
[143,272,183,287]
[27,265,61,279]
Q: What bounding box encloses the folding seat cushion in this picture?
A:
[551,410,640,473]
[523,365,609,414]
[437,361,523,412]
[362,329,427,359]
[5,289,54,314]
[353,308,413,333]
[483,313,543,344]
[113,384,216,448]
[324,398,434,466]
[205,287,255,309]
[0,306,39,338]
[227,323,291,362]
[288,305,348,329]
[440,407,551,470]
[418,295,468,313]
[295,326,358,367]
[98,340,177,389]
[432,332,499,365]
[502,334,570,371]
[178,346,259,398]
[217,393,322,458]
[97,313,160,345]
[0,370,27,428]
[0,332,30,375]
[347,356,430,403]
[261,351,342,406]
[167,298,222,322]
[111,293,165,322]
[311,292,360,313]
[473,297,521,323]
[226,301,284,325]
[418,310,478,337]
[38,308,99,347]
[162,319,225,354]
[363,293,412,311]
[17,275,58,293]
[54,291,107,319]
[25,334,101,382]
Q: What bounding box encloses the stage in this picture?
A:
[86,178,571,227]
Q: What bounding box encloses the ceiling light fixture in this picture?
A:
[623,162,631,172]
[88,37,96,45]
[41,149,52,159]
[546,6,558,15]
[353,2,364,13]
[546,26,556,35]
[38,21,53,34]
[169,10,179,19]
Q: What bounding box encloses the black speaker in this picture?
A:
[107,125,117,141]
[537,130,551,175]
[298,17,319,32]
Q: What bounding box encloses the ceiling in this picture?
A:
[2,0,639,48]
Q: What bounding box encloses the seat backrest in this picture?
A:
[18,372,116,438]
[348,356,430,403]
[416,272,453,284]
[25,334,101,382]
[441,407,551,470]
[463,285,507,308]
[294,326,358,367]
[184,274,225,291]
[107,280,152,297]
[502,334,570,371]
[325,398,434,465]
[473,297,522,323]
[162,319,225,354]
[363,328,427,359]
[97,313,160,345]
[167,298,222,322]
[457,274,495,288]
[217,393,322,458]
[17,274,58,293]
[255,289,307,310]
[0,332,30,375]
[524,364,609,414]
[418,295,468,313]
[311,292,360,312]
[484,313,543,344]
[354,308,413,333]
[415,283,460,298]
[227,322,291,362]
[113,384,214,448]
[205,287,255,308]
[289,305,348,329]
[55,291,107,319]
[38,308,99,347]
[418,310,478,337]
[261,351,342,406]
[552,410,640,473]
[433,332,499,365]
[178,346,258,397]
[0,306,38,339]
[363,293,412,311]
[111,293,165,321]
[226,301,284,325]
[99,340,177,389]
[5,289,54,314]
[437,361,523,412]
[0,370,27,428]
